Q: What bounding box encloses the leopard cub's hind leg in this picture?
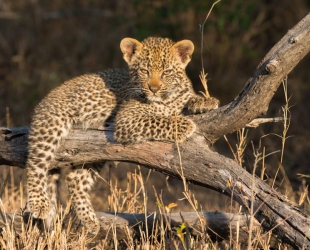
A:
[66,164,103,235]
[45,169,61,228]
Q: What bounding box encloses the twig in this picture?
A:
[245,117,284,128]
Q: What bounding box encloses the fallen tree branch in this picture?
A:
[0,11,310,250]
[0,211,258,244]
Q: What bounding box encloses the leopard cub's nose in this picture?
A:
[149,85,160,93]
[148,73,161,94]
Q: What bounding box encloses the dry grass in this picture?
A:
[0,165,306,250]
[0,165,226,250]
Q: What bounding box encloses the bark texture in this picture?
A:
[0,12,310,250]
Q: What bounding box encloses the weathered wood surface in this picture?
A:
[0,211,257,244]
[0,11,310,250]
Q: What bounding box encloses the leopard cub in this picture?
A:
[26,37,219,235]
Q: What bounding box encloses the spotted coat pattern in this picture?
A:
[26,37,219,234]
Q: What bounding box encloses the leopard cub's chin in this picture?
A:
[146,95,162,102]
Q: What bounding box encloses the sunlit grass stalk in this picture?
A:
[272,76,291,189]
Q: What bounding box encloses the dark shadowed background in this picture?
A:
[1,0,310,212]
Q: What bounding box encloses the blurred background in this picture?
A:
[0,0,310,212]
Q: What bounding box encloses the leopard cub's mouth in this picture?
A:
[145,91,163,102]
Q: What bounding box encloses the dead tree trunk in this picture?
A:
[0,211,257,244]
[1,12,310,250]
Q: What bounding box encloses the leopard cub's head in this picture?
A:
[120,37,194,102]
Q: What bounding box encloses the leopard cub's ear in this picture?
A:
[171,40,194,68]
[120,38,143,64]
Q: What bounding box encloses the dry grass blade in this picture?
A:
[199,69,210,98]
[199,0,221,71]
[199,0,221,98]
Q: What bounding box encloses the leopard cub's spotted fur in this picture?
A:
[26,37,219,234]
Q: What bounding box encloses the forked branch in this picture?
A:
[193,12,310,143]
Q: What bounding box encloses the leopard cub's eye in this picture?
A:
[139,69,149,75]
[162,69,172,76]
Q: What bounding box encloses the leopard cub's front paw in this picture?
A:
[187,96,220,114]
[204,97,220,110]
